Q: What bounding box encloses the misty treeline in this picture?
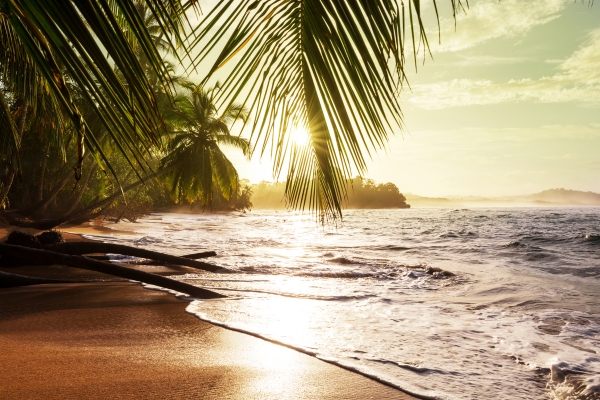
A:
[251,178,410,210]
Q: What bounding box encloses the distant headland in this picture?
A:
[405,189,600,208]
[251,177,410,210]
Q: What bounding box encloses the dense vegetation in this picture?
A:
[251,178,409,210]
[345,178,410,209]
[0,78,254,225]
[0,4,254,226]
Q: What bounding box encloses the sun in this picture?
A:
[289,125,310,146]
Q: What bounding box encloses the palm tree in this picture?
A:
[0,0,196,186]
[188,1,468,221]
[161,84,251,207]
[1,0,475,221]
[16,83,250,228]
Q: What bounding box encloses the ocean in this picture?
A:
[84,208,600,400]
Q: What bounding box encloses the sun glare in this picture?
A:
[289,125,310,146]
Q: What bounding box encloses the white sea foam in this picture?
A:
[84,208,600,399]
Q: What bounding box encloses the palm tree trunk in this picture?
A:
[6,165,176,230]
[71,165,176,219]
[114,189,138,223]
[65,163,96,215]
[37,141,51,202]
[0,103,28,207]
[23,168,74,217]
[0,171,16,208]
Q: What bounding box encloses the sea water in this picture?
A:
[84,208,600,399]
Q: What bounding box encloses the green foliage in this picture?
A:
[161,84,250,207]
[208,180,253,212]
[346,177,410,209]
[250,178,410,210]
[1,0,473,222]
[0,0,199,181]
[192,1,465,221]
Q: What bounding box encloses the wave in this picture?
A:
[185,301,442,400]
[506,241,529,249]
[187,285,375,301]
[133,236,161,245]
[504,241,551,252]
[294,270,376,278]
[326,257,363,265]
[368,358,450,375]
[374,245,412,251]
[547,362,600,400]
[509,234,600,248]
[440,230,477,238]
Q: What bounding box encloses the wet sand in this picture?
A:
[0,225,415,399]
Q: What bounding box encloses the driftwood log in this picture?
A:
[89,251,218,265]
[0,244,225,299]
[44,242,224,273]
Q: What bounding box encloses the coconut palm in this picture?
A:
[189,1,469,221]
[1,0,475,221]
[0,0,197,184]
[44,84,250,225]
[161,85,251,207]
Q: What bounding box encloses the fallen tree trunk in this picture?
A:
[44,242,225,273]
[124,250,218,265]
[0,244,225,299]
[85,250,217,265]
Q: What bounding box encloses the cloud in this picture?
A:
[451,55,532,67]
[409,29,600,109]
[429,0,570,52]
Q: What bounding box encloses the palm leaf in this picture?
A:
[191,0,466,221]
[0,0,198,183]
[160,84,248,205]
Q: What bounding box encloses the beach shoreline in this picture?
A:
[0,223,416,399]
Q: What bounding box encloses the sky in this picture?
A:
[212,1,600,198]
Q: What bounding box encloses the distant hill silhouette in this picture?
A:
[406,188,600,208]
[250,185,600,210]
[404,194,454,207]
[524,189,600,205]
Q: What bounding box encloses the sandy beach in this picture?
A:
[0,225,415,399]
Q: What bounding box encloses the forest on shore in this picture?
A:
[250,178,410,211]
[110,177,410,221]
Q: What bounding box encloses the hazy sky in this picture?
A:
[216,1,600,197]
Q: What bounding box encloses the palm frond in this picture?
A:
[0,0,198,183]
[0,16,44,111]
[215,133,252,159]
[192,0,465,221]
[160,84,248,205]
